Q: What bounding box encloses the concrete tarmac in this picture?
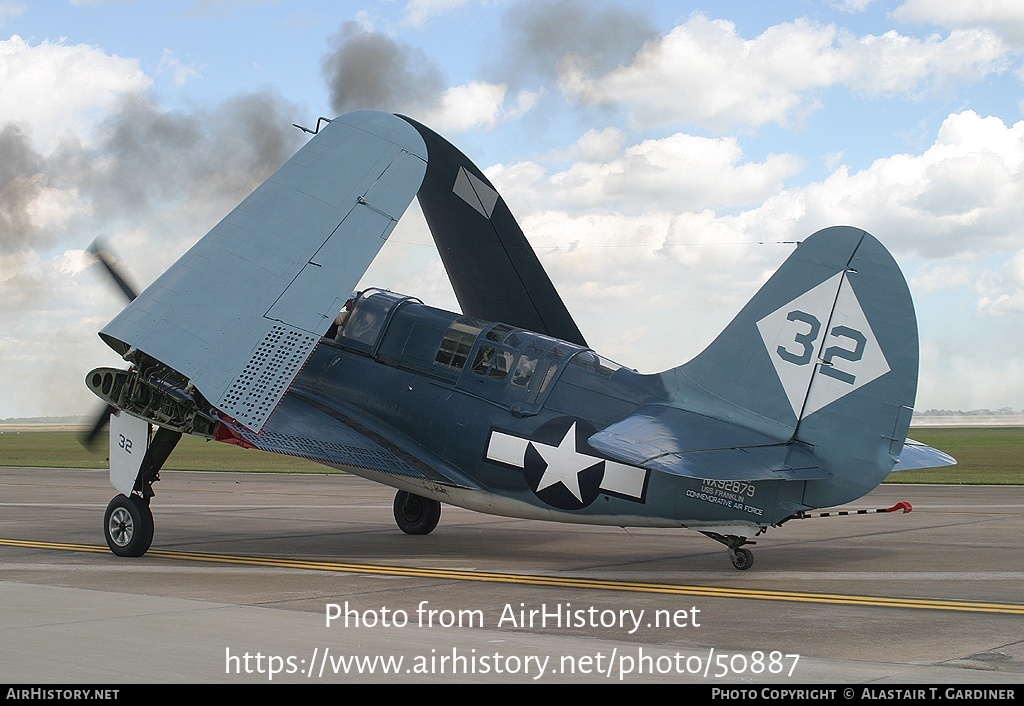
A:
[1,467,1022,684]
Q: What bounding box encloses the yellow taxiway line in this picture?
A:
[3,537,1023,615]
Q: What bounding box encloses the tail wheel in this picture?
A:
[393,491,441,535]
[729,547,754,571]
[103,494,154,557]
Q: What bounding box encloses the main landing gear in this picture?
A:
[393,490,441,535]
[103,494,154,557]
[701,531,756,570]
[101,423,181,558]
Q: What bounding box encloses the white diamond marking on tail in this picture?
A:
[757,273,890,419]
[453,167,499,218]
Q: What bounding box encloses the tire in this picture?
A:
[103,494,154,557]
[393,491,441,535]
[730,547,754,570]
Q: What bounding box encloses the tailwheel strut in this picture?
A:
[701,531,757,571]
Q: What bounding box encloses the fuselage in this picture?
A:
[286,289,811,533]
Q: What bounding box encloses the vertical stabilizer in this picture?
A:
[662,226,918,503]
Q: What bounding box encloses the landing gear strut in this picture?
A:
[393,490,441,535]
[701,531,756,570]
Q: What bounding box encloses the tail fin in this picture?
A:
[662,226,918,500]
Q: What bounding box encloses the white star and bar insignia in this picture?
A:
[485,421,648,506]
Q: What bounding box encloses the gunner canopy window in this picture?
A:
[471,346,514,380]
[435,317,486,370]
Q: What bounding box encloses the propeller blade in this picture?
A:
[82,240,138,449]
[81,404,116,450]
[87,239,138,302]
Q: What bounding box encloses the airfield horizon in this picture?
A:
[0,427,1019,486]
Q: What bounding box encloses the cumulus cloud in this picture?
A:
[473,128,811,369]
[976,250,1024,315]
[2,7,1021,417]
[157,49,202,87]
[763,111,1024,257]
[893,0,1024,48]
[470,109,1024,379]
[403,0,470,28]
[559,15,1009,130]
[489,130,803,214]
[418,81,508,132]
[557,134,802,212]
[0,36,151,151]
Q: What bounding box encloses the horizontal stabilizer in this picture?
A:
[892,438,958,471]
[589,404,831,481]
[589,404,778,457]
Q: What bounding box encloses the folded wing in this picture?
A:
[99,112,428,432]
[399,115,587,347]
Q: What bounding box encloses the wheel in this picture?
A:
[103,494,154,557]
[729,547,753,570]
[393,490,441,535]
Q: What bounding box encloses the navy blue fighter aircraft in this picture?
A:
[85,111,954,569]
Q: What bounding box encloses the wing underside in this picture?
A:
[220,388,481,489]
[399,115,587,347]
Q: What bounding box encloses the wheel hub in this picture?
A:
[108,507,134,546]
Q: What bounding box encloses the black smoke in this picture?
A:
[322,21,446,116]
[495,0,659,85]
[0,124,49,252]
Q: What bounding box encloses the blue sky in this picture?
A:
[2,0,1023,418]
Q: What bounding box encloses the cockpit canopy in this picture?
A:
[329,288,624,413]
